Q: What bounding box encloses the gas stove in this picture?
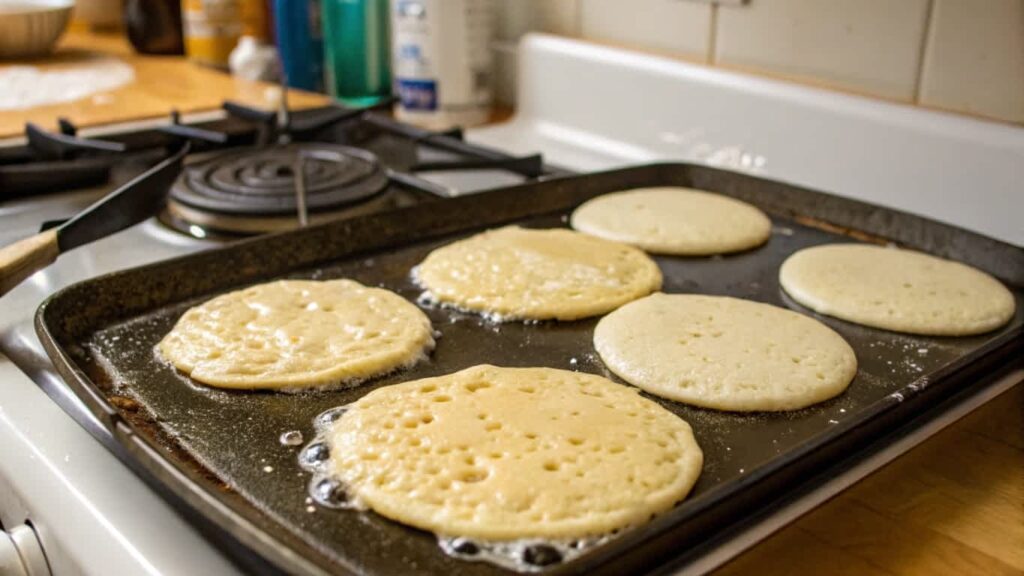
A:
[1,33,1021,576]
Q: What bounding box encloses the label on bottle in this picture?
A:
[397,78,437,110]
[392,1,435,80]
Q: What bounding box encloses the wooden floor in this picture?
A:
[715,382,1023,576]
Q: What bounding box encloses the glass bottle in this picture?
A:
[124,0,184,55]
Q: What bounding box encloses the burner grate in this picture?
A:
[169,143,388,216]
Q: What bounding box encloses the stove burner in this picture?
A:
[170,143,389,216]
[161,188,411,238]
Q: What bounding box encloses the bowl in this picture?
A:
[0,0,74,59]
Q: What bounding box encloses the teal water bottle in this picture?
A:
[322,0,391,106]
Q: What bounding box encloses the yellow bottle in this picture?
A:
[182,0,266,68]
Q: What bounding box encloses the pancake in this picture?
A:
[158,279,434,390]
[323,365,703,540]
[414,226,662,321]
[594,293,857,411]
[779,244,1015,336]
[570,187,771,255]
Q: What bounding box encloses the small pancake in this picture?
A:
[570,187,771,255]
[158,279,434,390]
[780,244,1015,336]
[414,226,662,321]
[594,294,857,411]
[324,365,703,540]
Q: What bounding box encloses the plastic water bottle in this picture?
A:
[124,0,184,55]
[391,0,495,129]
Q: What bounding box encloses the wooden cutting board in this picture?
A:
[0,27,329,139]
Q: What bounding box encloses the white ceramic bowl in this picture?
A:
[0,0,74,59]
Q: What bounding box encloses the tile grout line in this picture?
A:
[912,0,936,104]
[707,3,719,65]
[574,0,583,36]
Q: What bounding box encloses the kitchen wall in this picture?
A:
[493,0,1024,125]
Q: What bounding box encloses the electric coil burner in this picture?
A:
[5,103,555,240]
[162,143,391,236]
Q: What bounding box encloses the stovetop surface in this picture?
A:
[1,104,558,415]
[0,105,560,575]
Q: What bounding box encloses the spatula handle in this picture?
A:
[0,229,59,297]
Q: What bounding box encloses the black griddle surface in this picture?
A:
[38,163,1023,576]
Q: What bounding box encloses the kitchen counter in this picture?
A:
[0,27,329,138]
[717,382,1022,576]
[1,28,1021,576]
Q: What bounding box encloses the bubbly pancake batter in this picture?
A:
[158,279,434,390]
[415,226,662,321]
[323,365,703,539]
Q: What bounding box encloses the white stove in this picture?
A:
[0,179,234,575]
[0,33,1021,576]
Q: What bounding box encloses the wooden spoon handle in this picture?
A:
[0,229,59,297]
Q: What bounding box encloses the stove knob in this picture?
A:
[0,523,50,576]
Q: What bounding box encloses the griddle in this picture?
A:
[36,163,1024,575]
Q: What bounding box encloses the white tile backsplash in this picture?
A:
[714,0,930,101]
[919,0,1024,123]
[493,42,518,107]
[535,0,579,36]
[493,0,580,107]
[493,0,1024,123]
[579,0,712,60]
[496,0,579,41]
[495,1,536,41]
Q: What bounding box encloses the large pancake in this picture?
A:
[323,365,703,540]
